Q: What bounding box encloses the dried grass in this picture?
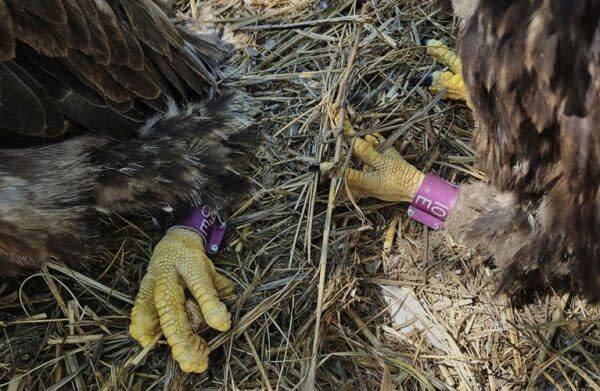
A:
[1,0,599,390]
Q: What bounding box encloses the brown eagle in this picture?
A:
[326,0,600,301]
[0,0,257,373]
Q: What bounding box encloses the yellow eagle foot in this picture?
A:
[419,39,470,103]
[320,112,425,203]
[129,227,234,373]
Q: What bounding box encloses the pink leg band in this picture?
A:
[408,173,460,230]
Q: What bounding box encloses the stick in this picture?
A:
[233,15,370,32]
[189,0,197,19]
[302,10,366,389]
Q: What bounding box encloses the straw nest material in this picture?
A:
[1,0,599,390]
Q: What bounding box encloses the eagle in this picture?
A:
[0,0,258,373]
[324,0,600,300]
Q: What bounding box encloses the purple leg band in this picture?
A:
[206,220,227,255]
[408,173,460,230]
[173,205,227,254]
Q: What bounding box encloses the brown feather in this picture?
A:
[119,22,145,71]
[75,0,110,64]
[0,0,15,61]
[6,3,69,57]
[171,48,217,97]
[445,183,573,296]
[103,97,135,113]
[0,0,260,279]
[93,0,130,66]
[0,63,45,134]
[4,61,65,136]
[142,59,179,103]
[459,0,600,300]
[62,0,92,53]
[16,44,106,107]
[107,64,161,100]
[147,51,187,98]
[63,50,133,104]
[0,94,258,275]
[118,0,182,58]
[8,0,67,25]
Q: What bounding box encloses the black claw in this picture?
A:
[421,37,447,47]
[308,164,321,172]
[409,73,433,88]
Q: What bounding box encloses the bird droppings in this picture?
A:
[1,0,599,390]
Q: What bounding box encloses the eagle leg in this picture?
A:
[129,227,234,373]
[320,112,425,203]
[420,39,470,103]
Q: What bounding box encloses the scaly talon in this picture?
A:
[320,112,425,203]
[424,39,461,74]
[213,272,236,298]
[364,132,385,147]
[428,71,468,101]
[420,38,470,104]
[130,227,233,373]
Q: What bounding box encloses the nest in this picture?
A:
[2,0,599,390]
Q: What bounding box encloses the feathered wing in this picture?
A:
[0,92,258,276]
[0,0,230,140]
[460,0,600,299]
[0,0,260,275]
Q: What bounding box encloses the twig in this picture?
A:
[302,10,366,390]
[189,0,197,18]
[234,15,371,31]
[244,331,273,391]
[502,294,522,376]
[377,91,445,152]
[528,293,571,390]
